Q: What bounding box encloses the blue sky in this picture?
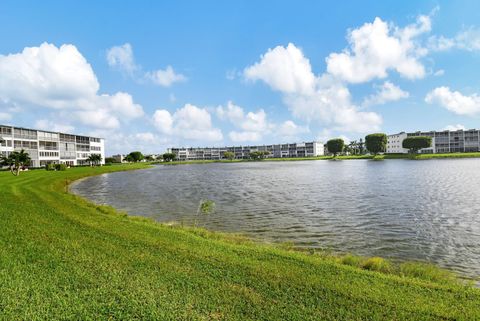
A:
[1,1,480,154]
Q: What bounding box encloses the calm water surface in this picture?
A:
[72,159,480,279]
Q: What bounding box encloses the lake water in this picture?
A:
[71,159,480,279]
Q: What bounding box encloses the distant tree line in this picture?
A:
[326,133,432,157]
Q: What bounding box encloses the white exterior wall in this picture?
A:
[387,132,409,153]
[0,125,105,167]
[313,142,325,156]
[387,132,437,154]
[169,141,324,160]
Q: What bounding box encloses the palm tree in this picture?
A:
[86,154,102,166]
[358,138,365,155]
[1,149,31,176]
[349,141,357,155]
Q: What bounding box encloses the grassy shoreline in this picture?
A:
[1,164,479,319]
[152,151,480,165]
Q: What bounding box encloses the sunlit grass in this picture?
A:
[0,164,479,320]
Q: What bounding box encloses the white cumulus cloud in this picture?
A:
[362,81,409,106]
[277,120,310,141]
[244,43,315,95]
[0,112,12,122]
[425,87,480,115]
[0,43,144,130]
[228,131,262,142]
[244,44,382,133]
[106,43,187,87]
[146,66,187,87]
[429,27,480,52]
[34,119,75,133]
[216,101,273,142]
[153,104,223,142]
[326,15,430,83]
[443,124,466,131]
[106,43,138,74]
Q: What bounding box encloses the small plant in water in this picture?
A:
[194,199,216,227]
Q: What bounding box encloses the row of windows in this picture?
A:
[39,151,59,157]
[39,141,58,150]
[76,136,90,144]
[1,139,12,147]
[38,131,59,140]
[60,151,76,159]
[76,144,90,152]
[60,133,76,142]
[0,126,12,135]
[14,128,37,139]
[90,146,101,151]
[60,142,75,151]
[14,140,38,149]
[77,153,91,158]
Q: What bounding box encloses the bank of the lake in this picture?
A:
[1,165,479,320]
[152,151,480,165]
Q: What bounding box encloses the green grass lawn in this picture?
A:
[1,165,479,320]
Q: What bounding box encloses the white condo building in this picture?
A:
[386,129,480,154]
[0,125,105,167]
[169,141,324,161]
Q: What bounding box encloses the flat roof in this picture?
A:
[0,124,104,139]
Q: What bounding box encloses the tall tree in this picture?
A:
[223,151,235,160]
[365,133,387,156]
[326,138,344,157]
[86,154,102,166]
[402,136,432,154]
[162,153,176,162]
[1,149,31,176]
[358,138,365,155]
[348,141,357,155]
[249,151,269,160]
[126,151,144,162]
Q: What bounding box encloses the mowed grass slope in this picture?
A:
[0,165,479,320]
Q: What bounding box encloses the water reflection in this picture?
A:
[72,159,480,279]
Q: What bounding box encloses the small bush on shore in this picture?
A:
[45,163,56,171]
[55,163,67,171]
[339,254,363,267]
[361,257,393,273]
[400,262,456,284]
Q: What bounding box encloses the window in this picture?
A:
[13,140,38,149]
[39,151,59,157]
[39,141,58,150]
[0,126,12,136]
[14,128,37,139]
[76,144,90,152]
[60,134,76,142]
[0,139,12,147]
[76,136,90,144]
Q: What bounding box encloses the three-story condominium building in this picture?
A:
[387,129,480,154]
[0,125,105,167]
[168,141,324,161]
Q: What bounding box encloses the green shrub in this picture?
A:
[361,257,393,273]
[45,163,56,171]
[55,163,67,171]
[400,262,456,284]
[339,254,363,267]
